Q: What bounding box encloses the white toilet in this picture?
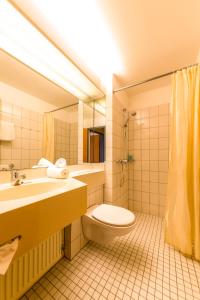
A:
[82,204,136,245]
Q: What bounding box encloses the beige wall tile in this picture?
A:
[150,117,159,128]
[158,126,169,138]
[150,127,159,138]
[149,161,159,171]
[150,149,159,160]
[159,138,168,149]
[142,150,150,160]
[159,150,169,160]
[150,171,159,183]
[149,139,158,149]
[142,171,149,181]
[159,115,169,126]
[149,106,159,117]
[141,139,149,149]
[141,161,150,171]
[159,103,169,115]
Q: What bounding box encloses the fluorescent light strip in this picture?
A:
[0,0,103,100]
[28,0,123,89]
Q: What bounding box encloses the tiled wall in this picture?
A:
[111,95,129,208]
[69,122,78,165]
[0,100,43,169]
[55,119,78,165]
[78,101,84,164]
[54,118,70,163]
[0,100,78,168]
[128,103,170,217]
[104,78,129,209]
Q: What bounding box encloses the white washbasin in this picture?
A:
[0,180,67,201]
[0,177,87,258]
[0,177,86,214]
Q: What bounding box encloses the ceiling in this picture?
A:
[0,50,77,107]
[99,0,200,89]
[8,0,200,95]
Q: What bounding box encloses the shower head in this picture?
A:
[124,112,136,127]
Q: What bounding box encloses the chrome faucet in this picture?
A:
[9,163,26,186]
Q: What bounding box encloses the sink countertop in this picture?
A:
[0,168,104,214]
[69,168,104,177]
[0,177,86,215]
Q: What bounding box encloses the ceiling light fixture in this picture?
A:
[0,0,104,100]
[10,0,123,89]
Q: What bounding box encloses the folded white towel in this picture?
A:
[0,237,19,275]
[33,157,54,168]
[55,158,67,168]
[47,167,69,179]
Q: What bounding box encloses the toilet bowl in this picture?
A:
[82,204,136,245]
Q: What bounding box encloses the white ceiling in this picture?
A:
[9,0,200,95]
[99,0,200,86]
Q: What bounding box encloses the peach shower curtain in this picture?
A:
[165,65,200,260]
[43,112,55,162]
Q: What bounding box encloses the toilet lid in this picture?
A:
[92,204,135,227]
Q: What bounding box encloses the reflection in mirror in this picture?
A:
[0,50,78,169]
[83,100,106,163]
[43,104,78,166]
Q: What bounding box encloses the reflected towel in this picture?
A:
[55,158,67,168]
[47,167,69,179]
[0,237,19,275]
[33,157,54,168]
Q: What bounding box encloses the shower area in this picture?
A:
[118,108,136,187]
[111,88,169,218]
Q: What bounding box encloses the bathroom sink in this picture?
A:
[0,180,67,201]
[0,177,87,258]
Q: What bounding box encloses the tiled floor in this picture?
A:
[21,213,200,300]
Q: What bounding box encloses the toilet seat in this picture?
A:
[92,204,135,227]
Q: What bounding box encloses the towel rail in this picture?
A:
[0,235,22,247]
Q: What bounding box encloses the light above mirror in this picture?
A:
[9,0,123,88]
[0,0,104,101]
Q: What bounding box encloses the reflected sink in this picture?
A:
[0,180,67,201]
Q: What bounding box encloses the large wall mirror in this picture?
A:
[83,99,106,163]
[50,104,78,165]
[0,50,79,169]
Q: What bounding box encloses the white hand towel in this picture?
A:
[55,158,67,168]
[47,167,69,179]
[36,157,55,168]
[0,237,19,275]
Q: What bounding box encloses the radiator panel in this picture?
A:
[0,230,63,300]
